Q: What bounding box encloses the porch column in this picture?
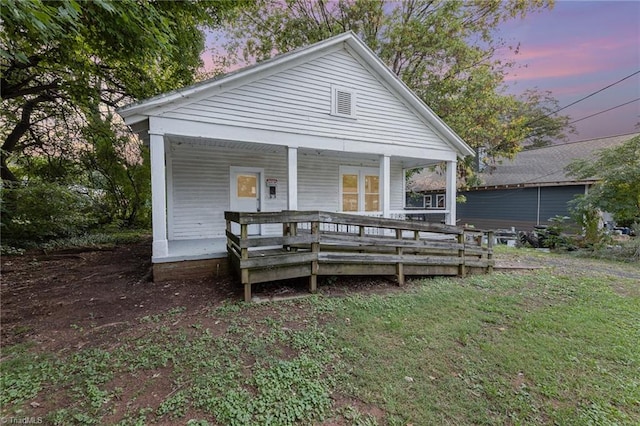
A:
[445,160,457,226]
[379,154,391,218]
[287,146,298,210]
[150,133,169,258]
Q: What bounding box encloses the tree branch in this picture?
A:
[1,81,60,100]
[1,93,55,182]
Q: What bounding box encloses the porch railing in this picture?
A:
[225,211,493,302]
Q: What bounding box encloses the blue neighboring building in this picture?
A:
[407,133,639,231]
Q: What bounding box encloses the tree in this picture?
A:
[1,0,242,183]
[520,90,574,150]
[219,0,570,179]
[1,0,246,235]
[80,113,151,228]
[566,135,640,227]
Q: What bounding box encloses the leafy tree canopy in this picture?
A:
[566,135,640,227]
[1,0,242,182]
[219,0,571,180]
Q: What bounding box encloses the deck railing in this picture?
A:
[225,211,494,302]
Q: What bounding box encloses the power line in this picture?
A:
[525,69,640,127]
[568,97,640,125]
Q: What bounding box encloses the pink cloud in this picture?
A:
[502,35,638,82]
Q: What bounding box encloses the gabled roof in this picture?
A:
[409,132,640,191]
[118,31,474,157]
[480,133,639,187]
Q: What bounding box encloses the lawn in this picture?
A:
[1,248,639,425]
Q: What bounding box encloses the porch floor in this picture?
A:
[158,238,228,263]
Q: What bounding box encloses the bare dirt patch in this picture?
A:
[1,239,240,353]
[1,240,409,355]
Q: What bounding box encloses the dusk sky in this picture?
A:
[495,0,640,142]
[204,1,640,143]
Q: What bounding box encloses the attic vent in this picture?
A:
[331,85,356,118]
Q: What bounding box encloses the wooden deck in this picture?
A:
[225,211,494,302]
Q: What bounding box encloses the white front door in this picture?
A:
[230,168,262,235]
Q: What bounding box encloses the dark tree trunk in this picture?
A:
[1,94,53,183]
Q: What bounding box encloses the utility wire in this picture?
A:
[524,69,640,127]
[568,97,640,125]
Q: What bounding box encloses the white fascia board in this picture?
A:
[122,113,150,126]
[150,116,457,162]
[343,38,475,158]
[118,33,355,119]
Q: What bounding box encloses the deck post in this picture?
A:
[243,280,251,303]
[457,233,466,277]
[396,228,404,285]
[240,223,251,301]
[310,221,319,293]
[290,220,298,252]
[487,231,494,273]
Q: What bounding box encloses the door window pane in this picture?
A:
[342,174,358,193]
[364,194,379,211]
[364,175,379,211]
[342,174,359,211]
[237,175,257,198]
[365,175,379,193]
[342,194,358,211]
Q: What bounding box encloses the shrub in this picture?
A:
[573,238,640,263]
[1,182,100,247]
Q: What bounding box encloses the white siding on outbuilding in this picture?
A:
[162,49,451,153]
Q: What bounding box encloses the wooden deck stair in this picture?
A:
[226,211,494,302]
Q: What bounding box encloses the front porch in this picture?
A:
[150,136,462,264]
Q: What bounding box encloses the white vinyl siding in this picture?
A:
[162,49,450,152]
[169,144,406,240]
[169,142,287,240]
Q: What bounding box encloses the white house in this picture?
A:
[118,31,474,279]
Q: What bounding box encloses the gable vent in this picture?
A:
[336,90,352,115]
[332,86,356,118]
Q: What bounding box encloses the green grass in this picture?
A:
[1,253,639,424]
[334,272,639,424]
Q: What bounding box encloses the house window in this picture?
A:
[340,167,379,212]
[331,85,356,118]
[424,195,432,208]
[436,194,445,209]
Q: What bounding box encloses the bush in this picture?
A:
[573,238,640,263]
[1,182,100,247]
